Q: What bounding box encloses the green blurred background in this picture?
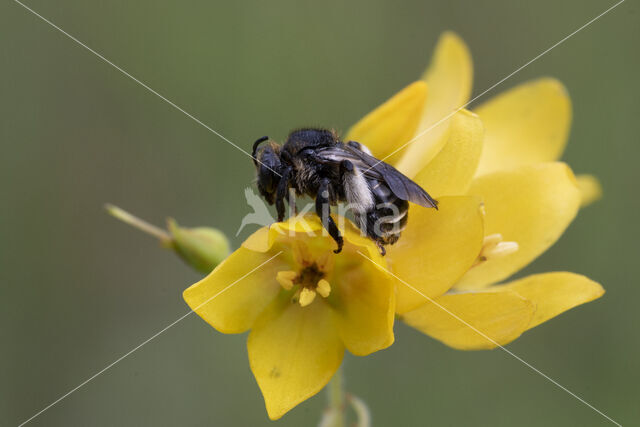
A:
[1,1,638,425]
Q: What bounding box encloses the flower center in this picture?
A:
[473,233,519,267]
[276,263,332,307]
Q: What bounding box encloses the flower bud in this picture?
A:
[106,204,230,275]
[167,219,230,274]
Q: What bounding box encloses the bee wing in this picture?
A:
[318,144,438,209]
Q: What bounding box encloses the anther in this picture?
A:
[276,270,297,290]
[299,288,317,307]
[484,241,519,258]
[482,233,503,247]
[474,233,519,266]
[316,279,331,298]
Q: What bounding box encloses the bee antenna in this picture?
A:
[252,136,270,163]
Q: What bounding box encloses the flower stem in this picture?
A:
[105,203,171,244]
[327,366,345,427]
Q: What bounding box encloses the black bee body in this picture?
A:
[359,177,409,246]
[252,128,437,254]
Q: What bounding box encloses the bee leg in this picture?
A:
[286,188,298,216]
[275,167,292,222]
[316,178,343,254]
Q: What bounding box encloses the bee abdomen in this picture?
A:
[355,179,409,245]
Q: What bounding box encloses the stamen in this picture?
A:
[482,233,503,248]
[474,234,519,266]
[316,279,331,298]
[484,241,519,258]
[276,247,332,307]
[276,270,297,290]
[299,288,317,307]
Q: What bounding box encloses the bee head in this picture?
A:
[252,136,282,205]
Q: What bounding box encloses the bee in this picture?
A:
[252,128,438,255]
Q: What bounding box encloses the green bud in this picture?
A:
[106,204,230,275]
[167,219,230,274]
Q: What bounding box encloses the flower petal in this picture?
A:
[401,290,534,350]
[420,31,473,111]
[456,163,581,290]
[341,220,390,265]
[243,214,383,263]
[473,78,572,176]
[183,247,287,334]
[395,31,473,177]
[329,255,396,356]
[345,81,427,162]
[412,109,483,197]
[576,174,602,207]
[491,272,604,329]
[242,215,325,253]
[388,196,485,314]
[248,297,344,420]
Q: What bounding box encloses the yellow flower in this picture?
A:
[183,31,605,419]
[184,201,484,418]
[183,217,393,420]
[347,31,604,350]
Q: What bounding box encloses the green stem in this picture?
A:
[105,204,171,244]
[327,365,345,427]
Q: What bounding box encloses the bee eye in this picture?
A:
[260,163,276,192]
[254,145,282,203]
